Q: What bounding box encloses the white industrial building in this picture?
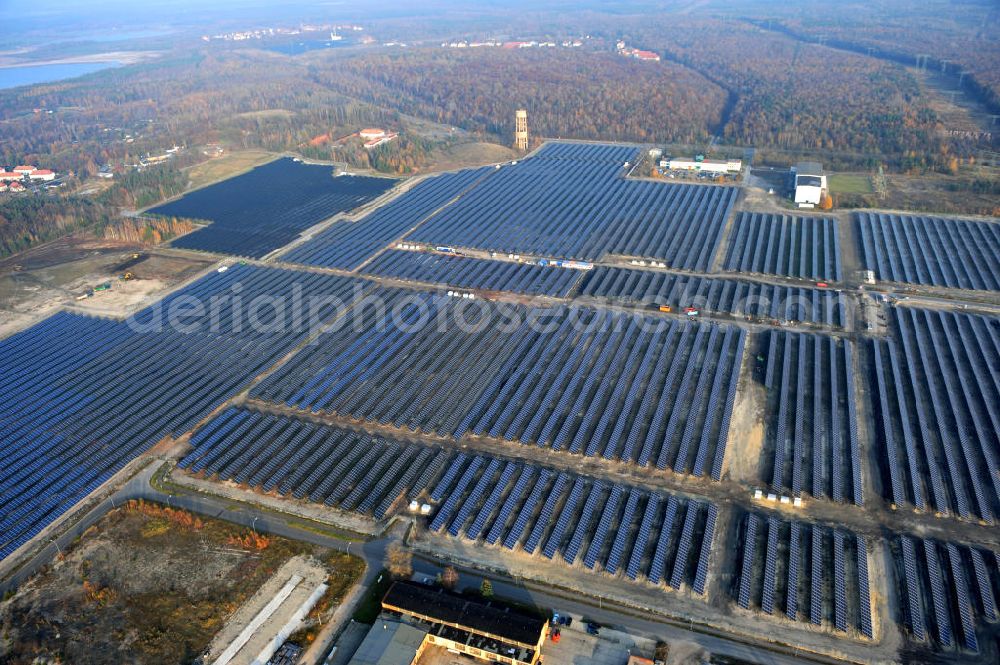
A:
[661,157,742,174]
[793,161,827,208]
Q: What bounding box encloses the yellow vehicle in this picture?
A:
[658,305,673,313]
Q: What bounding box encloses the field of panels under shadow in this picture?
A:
[150,157,396,259]
[890,533,1000,658]
[754,330,863,504]
[249,290,747,479]
[870,307,1000,523]
[731,511,874,641]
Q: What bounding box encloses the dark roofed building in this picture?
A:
[381,581,548,665]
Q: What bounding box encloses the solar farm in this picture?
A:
[149,157,396,258]
[2,140,1000,663]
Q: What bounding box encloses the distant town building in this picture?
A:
[514,109,529,152]
[359,128,398,149]
[616,42,660,61]
[29,169,55,181]
[1,165,56,182]
[793,161,828,208]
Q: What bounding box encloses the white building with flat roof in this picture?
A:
[663,157,741,174]
[793,161,827,208]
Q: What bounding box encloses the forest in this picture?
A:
[311,48,727,144]
[0,165,191,258]
[758,1,1000,113]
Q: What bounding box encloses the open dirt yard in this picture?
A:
[184,150,278,191]
[423,141,517,172]
[0,500,363,665]
[0,235,215,339]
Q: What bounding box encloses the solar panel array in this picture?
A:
[896,536,999,652]
[407,143,739,268]
[0,265,364,559]
[871,308,1000,522]
[361,249,584,297]
[734,513,873,637]
[579,267,847,327]
[723,213,842,282]
[429,451,719,593]
[150,158,395,258]
[252,292,746,478]
[762,331,862,504]
[856,212,1000,291]
[178,407,448,519]
[281,167,492,270]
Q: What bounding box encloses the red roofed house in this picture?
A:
[363,132,398,149]
[13,165,36,175]
[8,181,25,191]
[0,182,7,192]
[28,169,55,181]
[634,50,660,61]
[0,172,21,181]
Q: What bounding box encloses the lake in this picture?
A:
[0,61,120,90]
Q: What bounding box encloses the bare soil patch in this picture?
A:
[0,501,363,665]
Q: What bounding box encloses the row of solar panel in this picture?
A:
[871,308,1000,523]
[362,249,584,297]
[898,536,999,652]
[178,408,450,519]
[761,331,862,504]
[251,292,745,478]
[579,266,848,328]
[735,513,873,637]
[857,212,1000,292]
[723,212,842,282]
[429,452,719,593]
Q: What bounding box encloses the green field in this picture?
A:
[828,173,873,194]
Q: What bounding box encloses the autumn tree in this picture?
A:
[440,566,459,590]
[480,579,494,598]
[386,543,413,579]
